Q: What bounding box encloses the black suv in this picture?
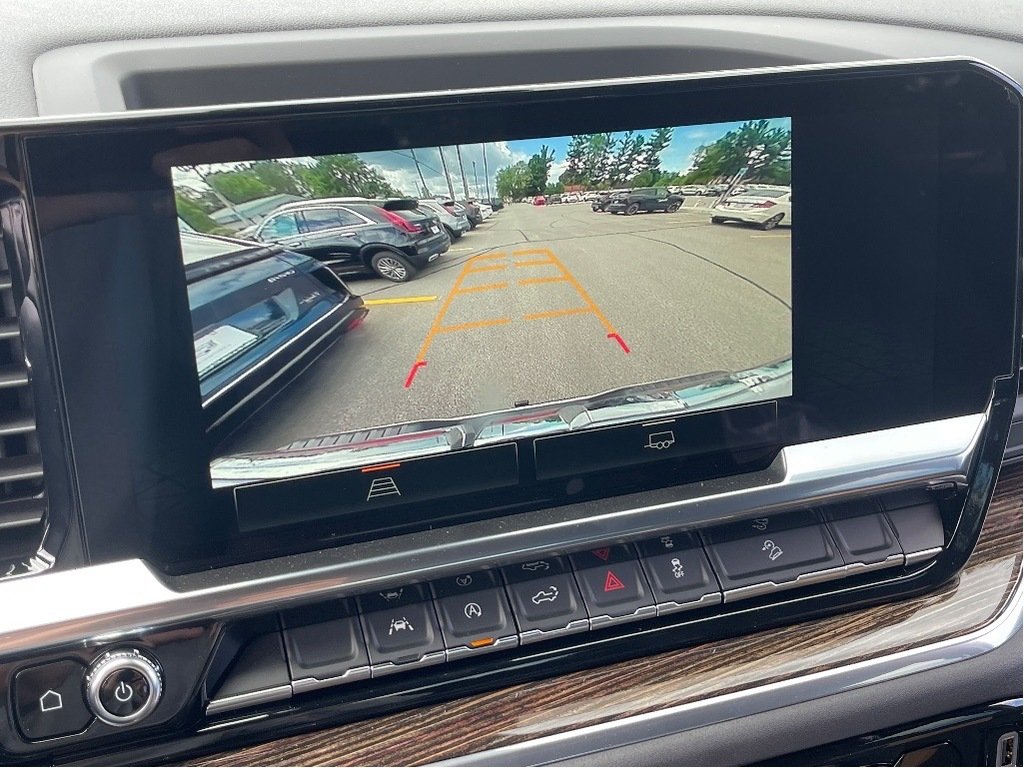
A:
[251,198,450,282]
[605,187,683,215]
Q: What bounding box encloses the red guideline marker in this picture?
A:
[607,332,631,354]
[404,360,427,389]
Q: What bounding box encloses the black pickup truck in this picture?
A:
[604,187,684,214]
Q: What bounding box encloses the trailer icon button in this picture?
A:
[645,430,676,450]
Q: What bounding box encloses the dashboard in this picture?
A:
[0,5,1021,766]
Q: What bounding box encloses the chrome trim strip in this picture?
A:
[437,573,1024,767]
[0,413,985,659]
[205,684,292,717]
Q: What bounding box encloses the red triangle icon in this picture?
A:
[604,570,625,592]
[592,548,611,561]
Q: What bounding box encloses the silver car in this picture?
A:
[417,199,471,240]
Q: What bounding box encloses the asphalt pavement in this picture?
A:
[219,201,792,454]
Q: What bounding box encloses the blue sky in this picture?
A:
[357,117,791,197]
[173,116,791,200]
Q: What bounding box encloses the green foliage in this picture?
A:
[544,180,565,195]
[639,127,673,174]
[526,146,556,197]
[495,161,532,200]
[290,155,399,198]
[205,171,274,204]
[249,160,304,197]
[609,131,645,186]
[558,128,673,189]
[174,193,229,234]
[687,120,791,184]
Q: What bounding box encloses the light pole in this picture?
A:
[481,143,492,202]
[437,148,456,200]
[472,161,479,198]
[409,148,430,197]
[454,145,470,198]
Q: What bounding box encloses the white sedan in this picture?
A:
[710,188,792,230]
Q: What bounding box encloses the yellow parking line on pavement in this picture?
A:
[364,295,438,306]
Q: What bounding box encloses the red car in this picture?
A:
[533,195,546,206]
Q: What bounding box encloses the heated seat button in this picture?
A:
[704,524,844,601]
[360,600,445,674]
[431,571,518,657]
[14,660,92,741]
[637,533,722,615]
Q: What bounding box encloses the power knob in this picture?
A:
[85,649,163,726]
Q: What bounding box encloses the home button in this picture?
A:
[14,659,93,740]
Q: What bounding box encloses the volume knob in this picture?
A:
[85,649,163,726]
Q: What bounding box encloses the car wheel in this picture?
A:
[370,252,417,282]
[760,213,785,231]
[625,203,640,215]
[444,225,461,240]
[666,202,681,213]
[711,216,725,224]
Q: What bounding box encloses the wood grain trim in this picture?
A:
[193,466,1022,767]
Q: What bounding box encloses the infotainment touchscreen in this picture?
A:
[171,118,793,485]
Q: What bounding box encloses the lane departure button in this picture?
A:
[360,599,445,675]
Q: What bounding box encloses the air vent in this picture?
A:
[0,233,50,579]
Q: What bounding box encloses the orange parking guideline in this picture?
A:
[518,276,568,286]
[523,307,592,321]
[466,263,508,274]
[437,318,511,334]
[407,253,510,386]
[513,248,617,335]
[405,246,630,389]
[455,281,508,294]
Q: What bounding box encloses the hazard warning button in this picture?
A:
[571,549,656,626]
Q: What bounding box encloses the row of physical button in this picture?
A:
[276,540,721,695]
[208,497,942,713]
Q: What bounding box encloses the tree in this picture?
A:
[526,146,556,196]
[250,160,304,196]
[686,120,791,184]
[609,131,646,186]
[544,180,565,195]
[495,161,533,200]
[639,127,673,174]
[205,170,274,204]
[560,136,589,186]
[290,154,399,198]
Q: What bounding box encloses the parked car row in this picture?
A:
[244,195,502,283]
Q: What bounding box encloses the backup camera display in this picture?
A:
[171,118,793,485]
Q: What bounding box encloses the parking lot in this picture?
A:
[219,199,791,454]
